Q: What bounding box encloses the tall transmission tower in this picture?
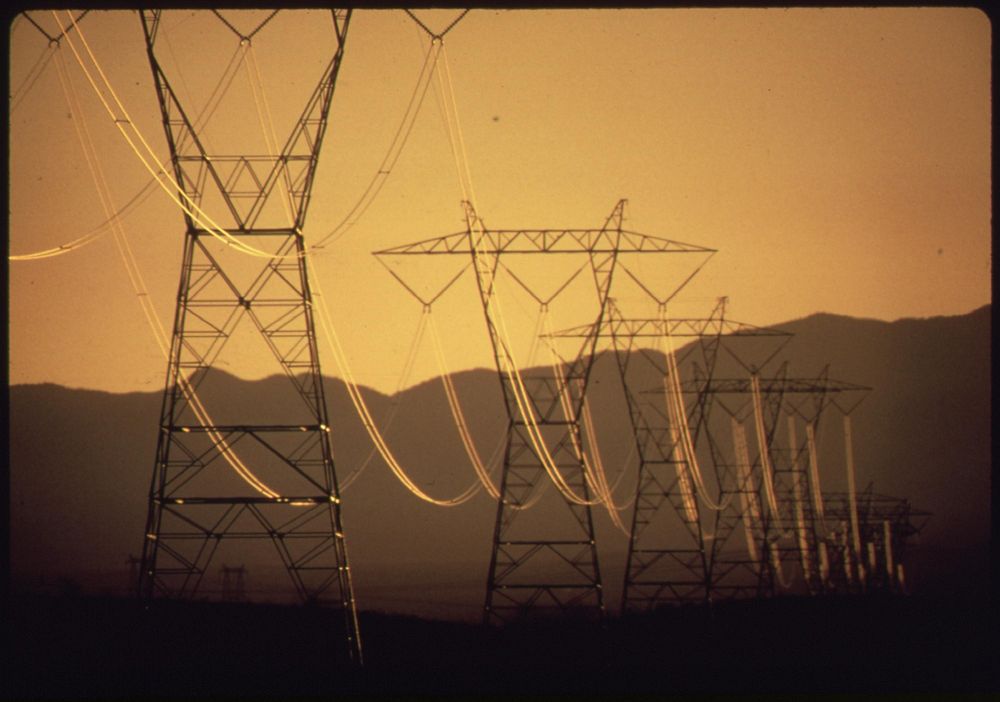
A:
[549,297,794,611]
[684,368,871,600]
[136,10,361,663]
[375,200,715,624]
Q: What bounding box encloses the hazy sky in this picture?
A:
[8,8,991,395]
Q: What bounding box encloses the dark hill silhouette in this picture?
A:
[9,305,990,617]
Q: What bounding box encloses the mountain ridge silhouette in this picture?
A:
[10,304,990,617]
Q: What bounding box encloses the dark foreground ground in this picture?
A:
[3,590,997,699]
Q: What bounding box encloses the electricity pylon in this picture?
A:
[375,200,715,624]
[549,297,794,610]
[820,489,930,593]
[136,10,361,663]
[686,367,871,600]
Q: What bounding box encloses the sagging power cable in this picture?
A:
[54,38,279,498]
[15,12,445,264]
[11,38,244,261]
[660,306,732,513]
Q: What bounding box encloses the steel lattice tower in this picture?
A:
[136,10,361,663]
[375,200,715,625]
[820,489,930,593]
[684,368,871,600]
[549,298,794,610]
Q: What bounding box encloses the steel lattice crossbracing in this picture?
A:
[136,10,362,664]
[820,489,931,594]
[551,299,794,609]
[551,299,924,608]
[678,369,879,601]
[375,200,717,625]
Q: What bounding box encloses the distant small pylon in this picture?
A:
[126,554,141,598]
[221,564,247,603]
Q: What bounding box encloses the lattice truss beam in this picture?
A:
[553,297,798,609]
[136,9,360,664]
[375,200,716,624]
[821,490,931,593]
[561,288,893,607]
[140,9,350,232]
[665,366,874,600]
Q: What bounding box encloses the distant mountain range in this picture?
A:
[9,305,991,618]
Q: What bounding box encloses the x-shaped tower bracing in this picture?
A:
[374,200,715,624]
[820,489,930,594]
[658,365,872,600]
[549,297,796,610]
[137,10,361,664]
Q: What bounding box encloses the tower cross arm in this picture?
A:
[374,229,717,257]
[654,376,873,395]
[547,317,795,340]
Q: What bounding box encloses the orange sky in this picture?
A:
[8,8,991,395]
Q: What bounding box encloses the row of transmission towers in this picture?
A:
[131,8,928,667]
[376,201,929,624]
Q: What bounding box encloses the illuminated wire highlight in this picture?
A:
[542,312,628,531]
[660,306,732,513]
[428,311,502,500]
[10,37,244,261]
[731,417,762,567]
[307,254,483,507]
[787,416,813,583]
[750,373,782,518]
[843,413,866,583]
[52,38,278,498]
[313,39,444,248]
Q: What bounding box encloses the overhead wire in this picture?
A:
[15,11,451,262]
[10,40,58,114]
[10,40,245,262]
[238,20,485,507]
[730,418,762,568]
[787,416,814,584]
[805,420,828,532]
[581,391,636,510]
[541,310,628,532]
[804,417,834,585]
[313,38,444,248]
[52,37,279,498]
[306,254,483,506]
[843,413,866,583]
[433,42,610,509]
[748,375,798,589]
[369,258,512,502]
[660,306,733,513]
[340,312,429,491]
[21,9,90,43]
[428,311,503,499]
[750,373,782,518]
[53,11,293,260]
